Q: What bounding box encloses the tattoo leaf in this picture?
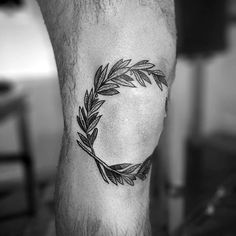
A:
[88,112,99,126]
[112,75,135,87]
[81,107,87,123]
[104,164,140,186]
[108,59,123,76]
[94,66,102,90]
[78,107,87,130]
[138,70,151,84]
[94,64,108,91]
[108,67,130,80]
[98,88,119,96]
[77,115,86,133]
[136,156,152,180]
[96,162,109,184]
[158,74,168,87]
[97,83,119,93]
[120,74,134,82]
[115,174,124,185]
[120,59,131,68]
[104,168,118,185]
[132,60,155,70]
[133,60,149,65]
[89,100,105,114]
[133,70,146,87]
[110,163,132,170]
[87,89,94,111]
[87,115,102,132]
[153,69,166,77]
[89,128,98,146]
[123,176,134,186]
[108,59,131,78]
[153,74,163,90]
[152,70,168,90]
[152,74,168,91]
[121,164,141,174]
[84,90,89,111]
[77,132,90,148]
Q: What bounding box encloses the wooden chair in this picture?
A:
[0,80,37,220]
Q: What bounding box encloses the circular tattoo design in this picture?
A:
[76,59,168,186]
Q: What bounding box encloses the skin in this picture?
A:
[37,0,176,235]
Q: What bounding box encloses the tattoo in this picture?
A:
[76,59,167,186]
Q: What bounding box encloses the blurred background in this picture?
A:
[0,0,236,235]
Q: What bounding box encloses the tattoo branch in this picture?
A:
[76,59,168,186]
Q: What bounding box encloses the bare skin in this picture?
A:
[37,0,176,235]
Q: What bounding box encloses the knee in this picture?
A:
[96,75,169,163]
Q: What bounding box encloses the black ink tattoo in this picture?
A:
[76,59,168,186]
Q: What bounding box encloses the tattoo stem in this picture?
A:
[77,140,110,168]
[77,140,140,176]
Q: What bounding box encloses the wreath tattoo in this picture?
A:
[76,59,168,186]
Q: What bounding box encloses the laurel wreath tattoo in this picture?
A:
[76,59,168,186]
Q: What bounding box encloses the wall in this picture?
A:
[168,25,236,188]
[0,0,62,186]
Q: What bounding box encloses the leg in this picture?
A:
[37,0,176,235]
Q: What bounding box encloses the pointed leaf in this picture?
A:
[115,174,124,185]
[110,163,132,170]
[157,82,163,91]
[81,107,87,124]
[153,69,165,77]
[132,61,154,70]
[79,106,87,128]
[95,64,108,91]
[97,83,119,93]
[136,173,146,181]
[123,176,134,186]
[108,67,130,80]
[158,75,168,87]
[94,66,103,90]
[99,65,109,88]
[87,89,94,111]
[133,70,146,87]
[132,60,149,66]
[104,169,118,185]
[138,71,151,84]
[91,98,99,107]
[119,74,134,82]
[96,161,109,184]
[98,89,119,96]
[153,74,163,91]
[137,156,152,180]
[78,132,90,147]
[88,112,99,126]
[122,164,141,174]
[152,70,167,87]
[128,174,136,181]
[112,75,135,87]
[77,115,86,132]
[89,128,98,145]
[119,59,131,68]
[90,100,105,114]
[84,90,89,111]
[108,59,124,77]
[87,115,102,132]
